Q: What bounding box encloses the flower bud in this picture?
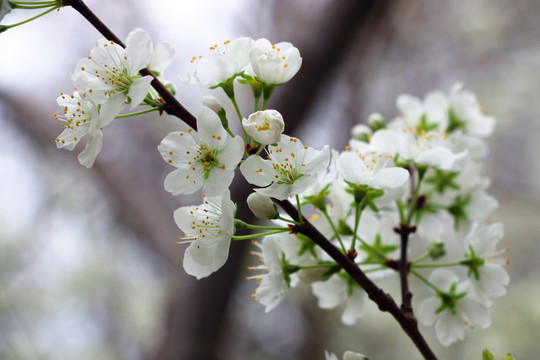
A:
[368,112,385,131]
[243,110,285,145]
[247,192,279,219]
[202,95,224,113]
[1,0,12,22]
[351,124,371,141]
[428,241,446,260]
[203,95,229,130]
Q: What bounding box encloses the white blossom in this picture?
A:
[449,83,495,137]
[175,191,235,279]
[247,192,278,219]
[396,91,450,130]
[247,234,306,312]
[159,106,244,197]
[337,140,409,191]
[419,269,490,346]
[71,28,154,109]
[312,274,367,326]
[462,222,509,305]
[240,135,330,200]
[179,37,253,88]
[242,109,285,145]
[249,38,302,85]
[54,91,124,168]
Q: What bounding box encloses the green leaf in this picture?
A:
[482,349,496,360]
[505,354,516,360]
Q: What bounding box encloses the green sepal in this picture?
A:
[425,169,460,194]
[427,241,446,260]
[281,253,300,287]
[447,108,466,133]
[436,282,467,315]
[462,244,485,280]
[447,194,471,228]
[303,184,330,211]
[416,113,439,133]
[296,233,318,259]
[359,234,397,262]
[321,264,342,281]
[234,219,249,230]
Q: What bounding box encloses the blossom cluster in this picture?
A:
[53,31,508,352]
[54,28,174,167]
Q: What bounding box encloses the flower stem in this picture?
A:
[115,106,160,119]
[295,195,304,227]
[410,269,440,293]
[350,197,365,251]
[1,4,60,30]
[239,223,290,231]
[232,228,291,241]
[228,94,249,142]
[8,3,58,9]
[320,209,347,253]
[10,0,58,4]
[411,261,464,269]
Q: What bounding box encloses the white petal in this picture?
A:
[203,167,235,197]
[341,288,366,326]
[435,311,464,346]
[240,156,275,187]
[218,136,244,169]
[312,276,346,309]
[164,167,204,195]
[418,297,441,326]
[183,236,230,279]
[128,76,153,110]
[151,41,174,74]
[78,130,103,168]
[369,167,409,189]
[97,94,125,128]
[125,28,153,75]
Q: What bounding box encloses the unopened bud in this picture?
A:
[203,95,228,130]
[247,192,279,219]
[368,112,386,131]
[202,95,223,113]
[351,124,371,141]
[428,241,446,260]
[243,110,285,145]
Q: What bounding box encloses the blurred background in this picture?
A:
[1,0,539,359]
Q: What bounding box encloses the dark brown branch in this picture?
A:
[64,0,197,129]
[395,224,415,313]
[274,198,437,360]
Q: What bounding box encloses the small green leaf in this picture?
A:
[483,349,496,360]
